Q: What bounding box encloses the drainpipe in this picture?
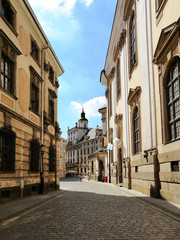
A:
[40,45,49,194]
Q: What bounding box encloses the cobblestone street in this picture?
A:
[0,178,180,240]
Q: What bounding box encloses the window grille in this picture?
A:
[49,145,56,172]
[167,58,180,141]
[30,139,40,172]
[0,127,15,172]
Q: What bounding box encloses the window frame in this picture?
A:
[30,37,40,65]
[30,138,40,172]
[0,0,17,33]
[49,145,56,172]
[129,10,136,72]
[133,106,140,154]
[166,58,180,142]
[30,66,41,115]
[0,126,16,173]
[116,58,121,100]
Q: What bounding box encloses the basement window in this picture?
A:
[171,161,179,172]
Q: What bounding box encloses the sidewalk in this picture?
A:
[0,189,63,223]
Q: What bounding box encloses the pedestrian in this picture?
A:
[80,175,82,182]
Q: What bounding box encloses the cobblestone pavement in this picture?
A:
[0,178,180,240]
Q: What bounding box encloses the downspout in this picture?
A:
[41,45,49,146]
[40,45,49,194]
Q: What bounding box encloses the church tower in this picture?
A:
[78,108,88,128]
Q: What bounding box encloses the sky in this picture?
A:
[28,0,117,139]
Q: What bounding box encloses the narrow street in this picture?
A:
[0,178,180,240]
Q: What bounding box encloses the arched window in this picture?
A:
[134,107,140,154]
[0,127,16,172]
[129,11,136,71]
[167,58,180,141]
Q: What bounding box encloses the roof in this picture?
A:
[77,126,102,143]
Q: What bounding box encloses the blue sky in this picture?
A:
[28,0,116,139]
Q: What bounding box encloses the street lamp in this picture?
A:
[40,144,45,194]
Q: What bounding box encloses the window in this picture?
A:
[171,161,179,172]
[1,0,15,28]
[135,166,138,172]
[109,83,112,116]
[156,0,163,12]
[129,11,136,71]
[49,98,54,125]
[49,145,56,172]
[0,127,16,172]
[1,53,14,94]
[30,67,40,114]
[49,66,54,84]
[167,58,180,141]
[117,58,121,98]
[31,38,39,64]
[91,161,94,173]
[134,107,140,154]
[30,139,40,172]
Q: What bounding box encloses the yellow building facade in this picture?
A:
[100,0,180,204]
[0,0,64,203]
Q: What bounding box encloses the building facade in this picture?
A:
[59,137,66,179]
[66,109,103,178]
[100,0,180,204]
[0,0,64,203]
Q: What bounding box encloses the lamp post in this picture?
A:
[40,144,45,194]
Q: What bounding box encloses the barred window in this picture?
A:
[30,139,40,172]
[117,58,121,98]
[1,53,14,94]
[134,107,140,154]
[49,145,56,172]
[129,11,136,71]
[167,58,180,141]
[0,127,16,172]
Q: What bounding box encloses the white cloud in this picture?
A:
[80,0,93,7]
[70,96,106,118]
[28,0,93,15]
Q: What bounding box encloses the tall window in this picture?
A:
[134,107,140,154]
[1,0,15,28]
[0,127,16,172]
[117,59,121,98]
[167,58,180,141]
[30,139,40,172]
[49,66,54,85]
[49,145,56,172]
[31,38,39,64]
[30,67,40,114]
[129,11,136,71]
[109,84,112,116]
[1,54,14,94]
[49,97,54,125]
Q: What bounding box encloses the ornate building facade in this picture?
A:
[100,0,180,204]
[0,0,64,203]
[66,109,103,178]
